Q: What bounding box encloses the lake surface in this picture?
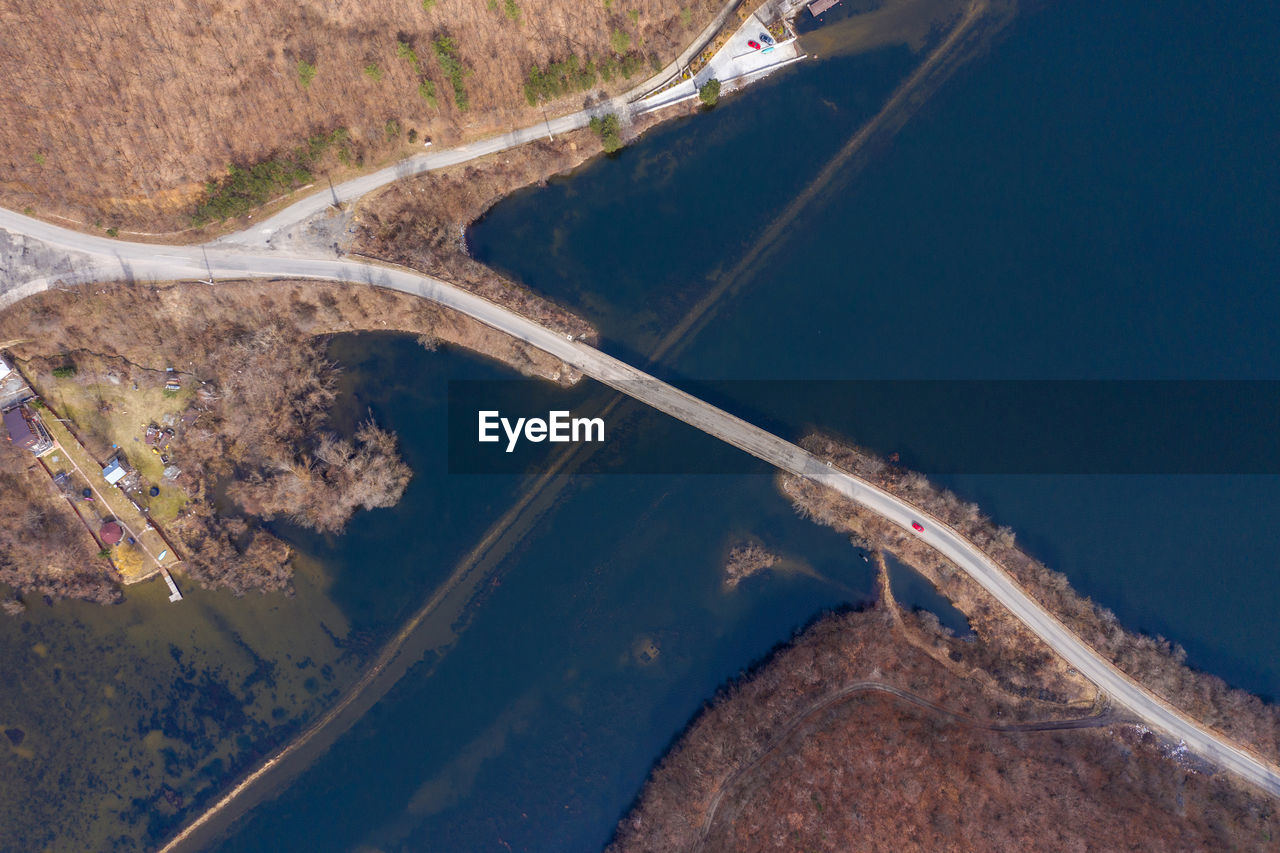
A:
[469,0,1280,702]
[216,0,1280,849]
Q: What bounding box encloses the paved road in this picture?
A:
[2,207,1277,797]
[212,32,802,252]
[0,0,1277,795]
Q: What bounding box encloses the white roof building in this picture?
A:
[102,458,127,486]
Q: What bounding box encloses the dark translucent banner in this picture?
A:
[447,380,1280,475]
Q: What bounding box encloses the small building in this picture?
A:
[4,406,53,455]
[102,457,128,486]
[99,521,123,545]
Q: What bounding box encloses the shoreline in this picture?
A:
[148,2,1021,849]
[783,433,1280,769]
[6,0,765,244]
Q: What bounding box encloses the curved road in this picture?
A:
[2,204,1279,799]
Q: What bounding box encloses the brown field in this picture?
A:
[1,0,721,230]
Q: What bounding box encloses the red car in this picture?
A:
[747,40,762,50]
[911,521,924,532]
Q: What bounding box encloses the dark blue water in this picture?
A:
[470,0,1280,701]
[217,0,1280,850]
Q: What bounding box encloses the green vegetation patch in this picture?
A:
[397,40,421,73]
[418,79,438,106]
[433,36,469,111]
[363,62,383,82]
[590,113,623,154]
[526,50,647,103]
[399,40,439,107]
[191,128,352,225]
[610,28,631,54]
[503,0,520,20]
[296,59,317,88]
[698,78,721,107]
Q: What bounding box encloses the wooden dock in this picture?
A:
[161,566,183,602]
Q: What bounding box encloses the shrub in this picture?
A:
[433,36,469,111]
[191,127,352,225]
[503,0,520,20]
[610,28,631,54]
[296,60,317,88]
[698,78,721,107]
[589,113,623,154]
[396,40,421,73]
[52,365,76,378]
[524,54,597,104]
[419,79,437,106]
[363,63,383,82]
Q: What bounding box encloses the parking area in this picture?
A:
[639,12,803,111]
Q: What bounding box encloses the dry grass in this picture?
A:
[39,369,193,523]
[0,0,721,230]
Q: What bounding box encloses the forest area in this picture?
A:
[0,0,721,230]
[613,603,1278,852]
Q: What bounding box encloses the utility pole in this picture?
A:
[328,174,341,209]
[200,247,215,286]
[542,107,553,141]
